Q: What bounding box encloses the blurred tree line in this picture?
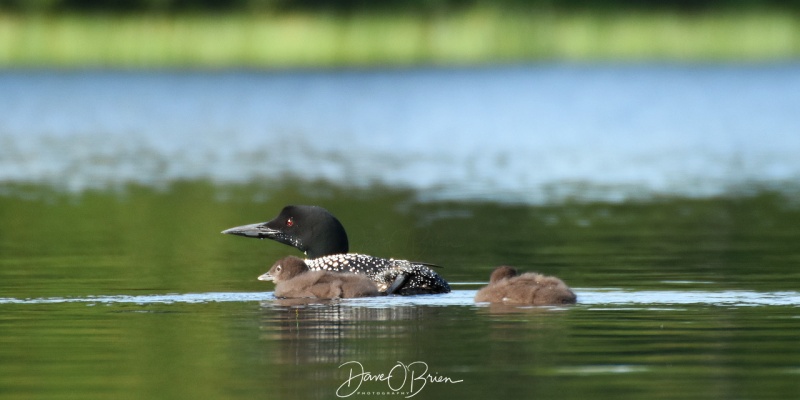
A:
[3,0,800,13]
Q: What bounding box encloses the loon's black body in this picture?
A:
[222,205,450,295]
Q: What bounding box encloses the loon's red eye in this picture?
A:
[286,218,294,227]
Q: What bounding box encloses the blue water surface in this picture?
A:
[1,64,798,201]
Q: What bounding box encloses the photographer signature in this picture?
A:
[336,360,463,398]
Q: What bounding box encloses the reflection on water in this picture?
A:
[2,295,798,399]
[261,301,428,366]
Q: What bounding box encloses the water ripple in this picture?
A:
[1,289,797,307]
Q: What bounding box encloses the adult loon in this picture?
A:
[259,256,381,299]
[222,205,451,295]
[474,266,576,305]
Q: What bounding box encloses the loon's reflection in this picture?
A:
[258,299,436,365]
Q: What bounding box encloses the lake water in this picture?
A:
[1,65,799,399]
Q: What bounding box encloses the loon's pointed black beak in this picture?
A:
[221,222,279,239]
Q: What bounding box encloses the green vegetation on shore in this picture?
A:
[2,9,799,68]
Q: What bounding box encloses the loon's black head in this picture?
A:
[222,205,349,258]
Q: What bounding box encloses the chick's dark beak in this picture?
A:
[257,272,274,281]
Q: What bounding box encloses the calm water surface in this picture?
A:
[1,65,799,399]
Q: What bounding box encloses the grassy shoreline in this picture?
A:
[2,10,799,67]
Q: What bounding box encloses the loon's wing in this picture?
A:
[411,261,443,269]
[385,273,410,295]
[305,253,450,295]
